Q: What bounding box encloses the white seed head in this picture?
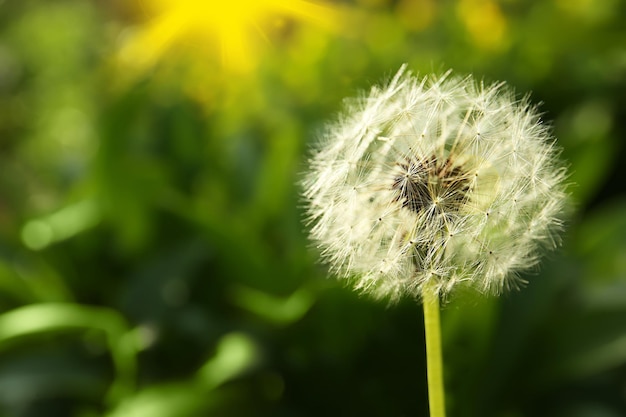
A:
[302,65,568,302]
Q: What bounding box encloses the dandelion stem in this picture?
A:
[423,290,446,417]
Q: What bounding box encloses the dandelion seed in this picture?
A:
[302,65,567,302]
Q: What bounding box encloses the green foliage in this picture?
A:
[0,0,625,416]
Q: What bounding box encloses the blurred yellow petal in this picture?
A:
[457,0,509,52]
[117,0,341,76]
[395,0,437,32]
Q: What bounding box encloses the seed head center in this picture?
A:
[391,155,471,215]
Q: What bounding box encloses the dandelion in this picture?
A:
[303,65,567,302]
[302,65,568,417]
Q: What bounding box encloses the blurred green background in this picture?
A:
[0,0,625,416]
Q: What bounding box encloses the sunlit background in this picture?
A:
[0,0,625,416]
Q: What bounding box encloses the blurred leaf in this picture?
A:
[540,309,626,384]
[556,100,617,205]
[104,382,210,417]
[466,255,576,416]
[574,198,626,283]
[229,285,316,325]
[21,199,101,250]
[0,254,73,305]
[0,346,107,414]
[0,303,138,404]
[196,332,260,388]
[106,332,260,417]
[531,199,626,385]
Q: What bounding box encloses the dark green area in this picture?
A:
[0,1,625,416]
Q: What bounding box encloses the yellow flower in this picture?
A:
[117,0,340,75]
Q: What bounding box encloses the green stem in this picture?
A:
[423,290,446,417]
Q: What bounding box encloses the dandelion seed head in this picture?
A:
[302,65,568,302]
